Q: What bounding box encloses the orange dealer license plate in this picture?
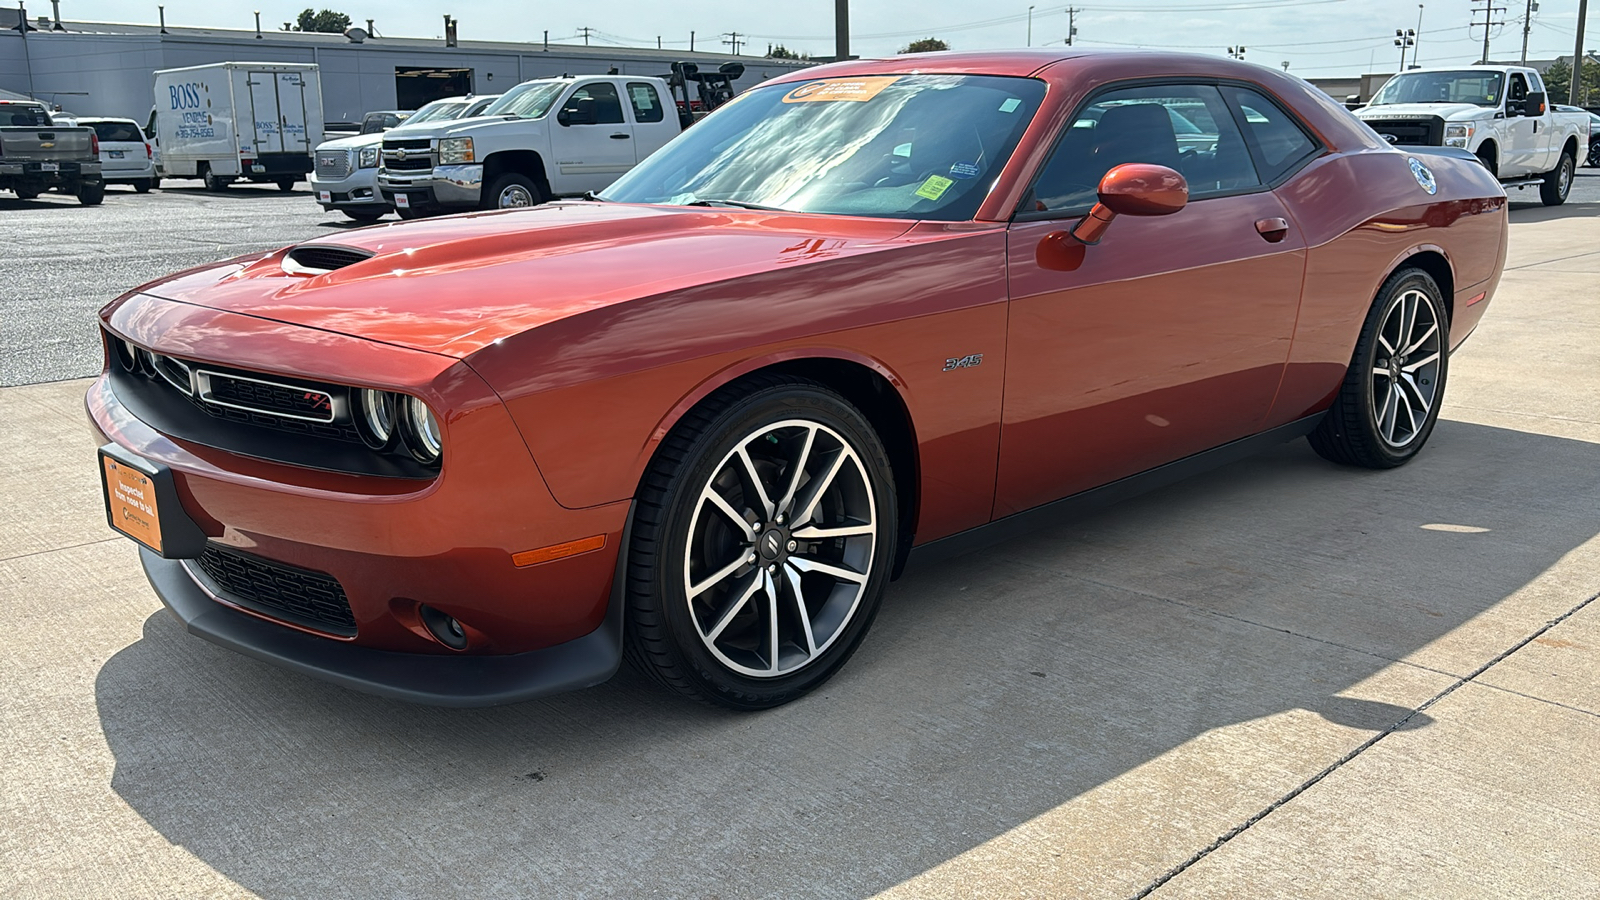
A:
[98,444,205,558]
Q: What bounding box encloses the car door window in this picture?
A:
[1025,83,1259,215]
[1219,86,1320,185]
[627,83,664,123]
[570,82,626,124]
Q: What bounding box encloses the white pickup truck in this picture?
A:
[1357,64,1589,205]
[377,75,681,216]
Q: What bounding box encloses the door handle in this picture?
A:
[1255,217,1289,243]
[609,132,631,140]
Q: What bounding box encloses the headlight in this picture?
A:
[354,388,396,448]
[1443,122,1475,148]
[401,396,443,463]
[358,146,379,168]
[439,137,474,165]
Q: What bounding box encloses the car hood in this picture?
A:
[315,131,385,151]
[1359,103,1491,121]
[384,115,524,140]
[135,202,921,358]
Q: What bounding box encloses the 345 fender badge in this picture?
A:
[943,353,983,371]
[1408,156,1438,195]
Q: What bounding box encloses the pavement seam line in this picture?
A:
[1131,586,1600,899]
[0,537,120,565]
[1505,249,1600,271]
[1466,681,1600,721]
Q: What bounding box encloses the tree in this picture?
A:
[767,44,808,60]
[1541,57,1600,106]
[899,38,950,54]
[295,9,351,33]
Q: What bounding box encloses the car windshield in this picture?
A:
[482,82,568,119]
[89,121,142,142]
[1369,71,1506,107]
[408,100,468,124]
[601,74,1047,220]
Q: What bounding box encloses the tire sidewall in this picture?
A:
[486,174,542,210]
[643,384,898,707]
[1355,269,1449,465]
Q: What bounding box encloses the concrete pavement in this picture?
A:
[2,190,1598,898]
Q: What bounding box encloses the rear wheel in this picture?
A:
[624,376,898,710]
[1309,267,1448,469]
[275,177,296,192]
[203,168,231,192]
[133,179,153,193]
[482,173,545,210]
[77,180,105,206]
[13,186,41,200]
[1540,150,1575,206]
[1587,140,1600,169]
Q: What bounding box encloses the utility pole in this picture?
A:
[577,26,594,46]
[1065,7,1080,45]
[1027,6,1035,47]
[722,32,743,55]
[1470,0,1506,64]
[1520,0,1538,64]
[1414,4,1424,65]
[690,30,695,51]
[1573,0,1589,106]
[835,0,850,61]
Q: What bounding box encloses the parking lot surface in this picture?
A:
[2,178,1598,898]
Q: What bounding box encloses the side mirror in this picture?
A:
[1524,91,1546,118]
[1070,163,1189,245]
[557,97,598,126]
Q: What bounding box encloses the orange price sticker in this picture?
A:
[782,77,901,104]
[103,457,163,552]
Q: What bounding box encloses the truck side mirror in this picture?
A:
[558,97,598,126]
[1524,91,1547,118]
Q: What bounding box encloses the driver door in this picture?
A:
[996,83,1309,516]
[552,81,635,195]
[1501,72,1537,176]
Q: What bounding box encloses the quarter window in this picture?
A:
[569,82,626,125]
[628,82,664,123]
[1219,86,1319,184]
[1026,83,1260,215]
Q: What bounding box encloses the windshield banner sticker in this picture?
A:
[783,77,901,104]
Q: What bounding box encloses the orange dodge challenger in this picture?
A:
[89,51,1507,709]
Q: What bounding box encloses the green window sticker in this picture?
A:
[915,175,955,201]
[1000,97,1022,113]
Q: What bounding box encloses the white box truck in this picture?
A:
[150,62,323,192]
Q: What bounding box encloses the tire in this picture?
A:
[395,206,425,220]
[1540,150,1575,206]
[342,209,384,223]
[203,169,231,192]
[1308,267,1449,469]
[1475,143,1498,177]
[77,180,105,206]
[624,375,899,710]
[1587,140,1600,169]
[133,179,152,193]
[482,173,545,210]
[13,187,41,200]
[276,177,296,192]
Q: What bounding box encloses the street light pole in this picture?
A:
[1572,0,1589,106]
[1027,6,1034,47]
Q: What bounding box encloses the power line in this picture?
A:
[722,31,744,55]
[1469,0,1507,63]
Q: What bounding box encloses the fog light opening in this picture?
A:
[112,337,140,372]
[419,604,469,650]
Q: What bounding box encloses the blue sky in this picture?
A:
[62,0,1596,77]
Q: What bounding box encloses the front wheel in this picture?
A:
[1309,267,1448,468]
[1587,141,1600,169]
[342,209,384,223]
[1540,150,1575,206]
[624,376,898,709]
[482,173,545,210]
[77,180,105,206]
[133,179,153,193]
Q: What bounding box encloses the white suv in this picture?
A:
[79,117,158,192]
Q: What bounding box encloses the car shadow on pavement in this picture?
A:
[93,420,1600,898]
[1508,199,1600,222]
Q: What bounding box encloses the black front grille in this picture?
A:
[287,245,372,272]
[203,371,335,421]
[1363,116,1444,146]
[195,544,357,635]
[383,155,434,171]
[384,138,431,150]
[197,399,364,443]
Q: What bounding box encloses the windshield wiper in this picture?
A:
[582,191,609,202]
[684,198,787,212]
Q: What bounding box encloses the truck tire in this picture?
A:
[14,186,41,201]
[203,168,231,192]
[1587,140,1600,169]
[1474,143,1498,177]
[1540,150,1575,206]
[482,173,546,210]
[342,209,384,223]
[134,179,153,193]
[275,177,296,192]
[77,180,105,206]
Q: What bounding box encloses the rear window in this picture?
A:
[91,121,143,142]
[2,104,51,127]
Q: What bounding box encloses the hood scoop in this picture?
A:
[283,245,374,276]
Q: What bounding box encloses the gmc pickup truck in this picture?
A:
[377,75,681,216]
[0,99,104,204]
[1357,65,1588,206]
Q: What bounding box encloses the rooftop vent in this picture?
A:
[283,245,374,275]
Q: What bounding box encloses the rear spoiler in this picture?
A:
[1404,145,1483,167]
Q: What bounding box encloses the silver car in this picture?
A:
[311,95,501,222]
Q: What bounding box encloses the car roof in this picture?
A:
[75,116,139,124]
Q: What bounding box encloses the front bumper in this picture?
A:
[140,541,625,707]
[310,167,389,210]
[378,164,483,209]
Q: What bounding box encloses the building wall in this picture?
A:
[0,29,809,123]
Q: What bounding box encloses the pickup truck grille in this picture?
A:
[1362,116,1445,146]
[382,138,436,172]
[315,149,352,178]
